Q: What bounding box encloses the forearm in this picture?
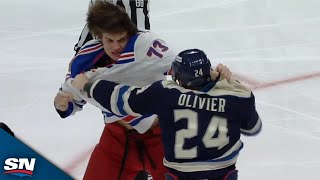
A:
[83,79,118,114]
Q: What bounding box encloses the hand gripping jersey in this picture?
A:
[84,79,262,178]
[58,32,176,133]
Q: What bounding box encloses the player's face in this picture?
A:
[101,31,130,60]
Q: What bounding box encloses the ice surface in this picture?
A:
[1,0,319,179]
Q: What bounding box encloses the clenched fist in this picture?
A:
[210,63,232,81]
[54,92,73,111]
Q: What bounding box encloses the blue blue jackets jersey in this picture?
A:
[85,79,262,178]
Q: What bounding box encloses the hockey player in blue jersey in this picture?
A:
[72,49,262,180]
[55,1,232,179]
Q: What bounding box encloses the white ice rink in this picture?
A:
[1,0,320,179]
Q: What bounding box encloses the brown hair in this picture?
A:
[87,0,138,38]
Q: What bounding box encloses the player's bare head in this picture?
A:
[87,0,138,39]
[171,49,212,89]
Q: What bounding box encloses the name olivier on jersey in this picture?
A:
[178,94,226,112]
[3,158,36,177]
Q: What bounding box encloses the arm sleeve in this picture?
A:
[84,79,162,133]
[85,79,163,117]
[240,93,262,136]
[134,32,176,75]
[55,74,87,118]
[58,44,101,118]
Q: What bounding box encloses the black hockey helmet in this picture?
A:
[171,49,212,88]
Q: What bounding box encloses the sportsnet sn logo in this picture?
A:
[3,158,36,177]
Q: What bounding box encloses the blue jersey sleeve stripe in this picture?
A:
[204,143,243,163]
[102,111,124,118]
[74,99,86,106]
[116,58,135,64]
[129,114,153,126]
[65,102,75,116]
[117,85,130,116]
[56,102,74,118]
[241,117,262,136]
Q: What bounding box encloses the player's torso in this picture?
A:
[155,81,244,163]
[70,32,175,131]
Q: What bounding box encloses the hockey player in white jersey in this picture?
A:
[54,1,232,179]
[72,49,262,180]
[55,1,173,179]
[74,1,152,179]
[74,0,151,53]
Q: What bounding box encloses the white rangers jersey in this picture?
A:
[58,31,176,133]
